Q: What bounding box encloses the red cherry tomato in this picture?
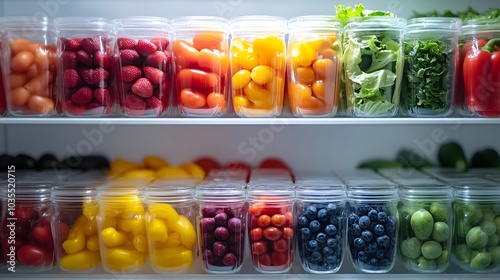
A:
[271,251,289,266]
[271,214,285,227]
[282,227,294,240]
[193,157,221,174]
[176,69,219,89]
[284,211,293,227]
[15,224,30,240]
[263,227,282,241]
[251,241,267,255]
[272,238,288,253]
[258,253,272,266]
[14,205,39,224]
[17,244,52,266]
[249,204,262,216]
[250,228,263,241]
[172,40,199,69]
[258,215,271,228]
[258,157,290,170]
[31,223,54,253]
[2,238,26,262]
[180,88,206,108]
[249,215,260,228]
[193,32,225,51]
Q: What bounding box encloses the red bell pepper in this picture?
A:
[463,38,500,117]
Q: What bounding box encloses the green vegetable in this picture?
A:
[466,226,489,249]
[480,220,497,237]
[411,7,500,20]
[401,237,422,258]
[37,153,61,170]
[334,4,395,27]
[471,148,500,169]
[436,249,449,265]
[411,209,434,240]
[495,217,500,233]
[470,252,491,269]
[432,222,450,242]
[430,202,449,222]
[12,154,36,170]
[487,234,499,247]
[465,204,483,225]
[417,255,437,270]
[402,39,454,114]
[421,240,442,259]
[357,159,402,170]
[396,149,436,170]
[437,141,468,172]
[457,219,472,238]
[489,246,500,264]
[456,244,472,263]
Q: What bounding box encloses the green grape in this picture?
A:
[466,227,489,249]
[421,240,442,259]
[432,222,450,242]
[411,209,434,240]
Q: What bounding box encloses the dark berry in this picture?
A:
[368,209,378,221]
[305,206,317,220]
[317,209,329,222]
[311,251,322,262]
[354,237,365,248]
[358,251,368,261]
[376,249,385,259]
[348,213,359,225]
[309,220,321,233]
[326,203,337,216]
[326,238,338,248]
[325,224,338,236]
[380,258,392,267]
[377,212,388,223]
[361,230,373,242]
[316,232,327,243]
[306,240,319,252]
[357,205,371,216]
[350,224,361,237]
[325,254,338,264]
[214,212,228,226]
[359,216,370,229]
[364,242,378,253]
[202,207,217,218]
[374,224,385,236]
[297,215,309,227]
[385,219,395,234]
[329,215,339,225]
[322,246,334,256]
[369,258,379,266]
[376,235,390,248]
[300,227,312,240]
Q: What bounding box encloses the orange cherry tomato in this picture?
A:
[251,241,267,255]
[282,227,294,240]
[250,228,263,241]
[294,67,315,85]
[180,88,206,108]
[257,215,271,228]
[271,214,285,227]
[206,92,226,109]
[172,40,200,69]
[312,58,337,79]
[197,49,222,73]
[263,227,282,241]
[284,211,293,227]
[248,205,262,216]
[176,69,218,89]
[193,32,225,51]
[27,95,54,114]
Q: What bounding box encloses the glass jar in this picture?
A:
[195,183,247,273]
[229,16,287,117]
[287,16,342,117]
[55,17,117,117]
[402,18,461,117]
[346,183,399,273]
[96,181,146,273]
[343,17,406,117]
[0,17,56,116]
[51,184,101,272]
[295,181,346,274]
[452,182,500,273]
[0,183,53,272]
[247,183,295,273]
[171,16,229,117]
[458,18,500,117]
[144,181,197,273]
[0,25,6,116]
[397,183,453,273]
[115,17,172,117]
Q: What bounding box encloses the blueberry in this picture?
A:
[297,215,309,227]
[326,203,337,216]
[305,206,317,220]
[329,215,339,225]
[368,209,378,221]
[377,212,388,223]
[309,220,321,233]
[374,224,385,236]
[316,232,327,243]
[358,251,368,261]
[354,237,365,248]
[300,227,312,240]
[322,246,334,256]
[357,205,371,216]
[350,224,361,237]
[384,219,395,234]
[359,216,370,229]
[325,254,338,264]
[376,235,390,248]
[369,222,377,231]
[311,251,322,262]
[376,249,385,259]
[380,258,392,267]
[325,224,338,236]
[326,238,338,248]
[317,209,329,222]
[361,230,373,242]
[306,240,319,252]
[364,242,378,253]
[369,258,379,266]
[348,213,359,225]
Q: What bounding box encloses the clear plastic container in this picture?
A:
[0,25,6,116]
[0,183,53,272]
[144,181,197,273]
[346,183,399,273]
[229,16,287,117]
[295,181,346,273]
[115,17,172,117]
[343,17,406,117]
[287,16,343,117]
[401,18,461,117]
[458,18,500,117]
[195,183,247,273]
[51,184,101,272]
[397,183,453,273]
[0,17,56,116]
[452,182,500,273]
[171,16,229,117]
[247,183,295,273]
[96,181,146,273]
[55,17,116,117]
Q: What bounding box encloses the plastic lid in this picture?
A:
[230,15,287,33]
[171,16,229,32]
[406,17,462,33]
[398,182,452,200]
[195,185,246,203]
[462,18,500,35]
[144,183,194,203]
[347,183,398,201]
[296,183,346,202]
[0,16,52,30]
[1,183,52,202]
[247,183,294,202]
[453,182,500,202]
[287,15,342,31]
[54,17,114,31]
[344,16,406,31]
[51,184,96,202]
[114,16,170,31]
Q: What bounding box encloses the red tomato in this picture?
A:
[282,227,294,240]
[257,215,271,228]
[250,228,263,241]
[249,215,260,228]
[14,205,39,224]
[177,69,219,89]
[206,92,227,109]
[193,156,221,174]
[2,238,26,262]
[251,241,267,255]
[172,40,199,69]
[31,223,54,253]
[15,224,30,240]
[180,88,206,108]
[258,253,272,266]
[17,244,52,266]
[271,214,286,227]
[284,211,293,227]
[263,227,282,241]
[272,238,288,253]
[193,32,225,51]
[248,204,262,216]
[271,251,289,266]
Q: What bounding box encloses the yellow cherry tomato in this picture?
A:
[170,215,196,249]
[143,156,169,170]
[232,69,251,90]
[233,95,250,107]
[149,218,168,242]
[152,246,193,271]
[83,217,97,236]
[121,169,156,180]
[62,216,86,254]
[104,248,145,271]
[86,235,100,252]
[244,81,272,108]
[148,203,180,222]
[101,227,128,247]
[82,200,98,219]
[59,250,101,271]
[250,65,274,85]
[109,158,140,177]
[133,235,148,254]
[297,43,316,67]
[156,166,191,180]
[179,162,205,182]
[305,38,331,53]
[103,217,118,228]
[156,232,182,248]
[117,216,146,236]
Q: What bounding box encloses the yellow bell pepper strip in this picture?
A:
[101,227,127,247]
[59,250,101,271]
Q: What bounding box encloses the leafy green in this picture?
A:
[344,35,402,116]
[334,4,396,26]
[411,7,500,20]
[402,39,453,112]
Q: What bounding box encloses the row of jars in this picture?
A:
[0,15,498,118]
[1,176,500,275]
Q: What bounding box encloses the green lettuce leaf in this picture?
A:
[334,4,396,26]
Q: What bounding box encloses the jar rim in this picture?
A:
[114,16,171,30]
[462,18,500,35]
[230,15,287,33]
[171,16,229,32]
[54,17,114,31]
[287,15,342,31]
[344,16,406,31]
[406,17,462,33]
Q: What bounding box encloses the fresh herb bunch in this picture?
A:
[335,4,395,26]
[411,7,500,20]
[403,40,454,112]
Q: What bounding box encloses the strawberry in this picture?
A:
[117,38,137,50]
[76,50,93,67]
[64,100,86,115]
[145,51,168,68]
[143,66,164,85]
[145,96,162,109]
[81,37,101,55]
[120,49,140,65]
[122,82,133,94]
[86,102,102,110]
[63,69,80,88]
[121,65,142,83]
[93,88,112,106]
[80,68,109,85]
[131,78,153,98]
[71,86,93,105]
[93,51,114,69]
[61,51,77,69]
[124,93,146,114]
[136,39,157,56]
[63,38,82,51]
[150,37,170,50]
